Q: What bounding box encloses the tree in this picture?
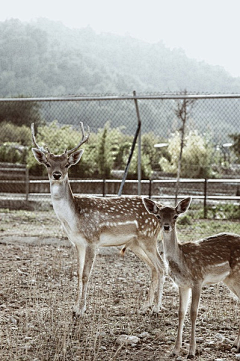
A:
[0,96,42,127]
[0,121,31,145]
[229,133,240,162]
[0,122,31,164]
[159,130,214,179]
[124,149,152,179]
[141,132,167,172]
[174,90,195,202]
[95,123,113,178]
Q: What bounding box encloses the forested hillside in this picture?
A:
[1,18,240,97]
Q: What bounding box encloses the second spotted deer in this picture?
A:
[144,196,240,358]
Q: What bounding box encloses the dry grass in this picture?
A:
[0,209,240,360]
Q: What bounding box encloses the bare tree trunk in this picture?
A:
[175,99,186,204]
[174,91,195,204]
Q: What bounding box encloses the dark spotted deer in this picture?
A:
[31,122,165,316]
[143,196,240,358]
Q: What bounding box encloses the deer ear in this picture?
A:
[32,148,48,164]
[68,149,84,167]
[143,198,159,215]
[176,197,191,214]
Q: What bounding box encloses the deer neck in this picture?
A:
[50,176,73,201]
[49,176,76,230]
[162,226,182,264]
[162,225,187,284]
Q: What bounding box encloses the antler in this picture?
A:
[66,122,90,155]
[31,122,90,155]
[31,123,49,154]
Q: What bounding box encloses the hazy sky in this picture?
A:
[1,0,240,77]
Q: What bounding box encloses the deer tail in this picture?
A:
[120,245,127,257]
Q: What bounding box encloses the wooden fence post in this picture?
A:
[204,178,208,218]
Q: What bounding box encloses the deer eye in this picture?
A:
[156,214,161,220]
[65,163,70,168]
[46,163,51,168]
[173,215,178,220]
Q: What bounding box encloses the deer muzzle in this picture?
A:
[52,171,62,180]
[163,224,171,232]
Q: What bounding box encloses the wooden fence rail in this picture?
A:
[0,177,239,217]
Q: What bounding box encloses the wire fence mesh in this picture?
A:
[0,92,240,220]
[1,95,240,361]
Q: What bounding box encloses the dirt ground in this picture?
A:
[1,209,240,360]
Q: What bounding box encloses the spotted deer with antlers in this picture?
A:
[31,122,165,316]
[144,196,240,358]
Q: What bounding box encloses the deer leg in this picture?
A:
[128,243,155,310]
[73,244,96,317]
[155,249,166,311]
[73,244,86,316]
[130,242,164,312]
[224,277,240,351]
[232,327,240,352]
[140,244,165,312]
[172,287,191,356]
[188,284,201,358]
[80,245,96,315]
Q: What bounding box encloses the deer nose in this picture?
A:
[53,172,62,180]
[163,224,170,232]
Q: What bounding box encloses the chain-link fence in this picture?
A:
[0,93,240,217]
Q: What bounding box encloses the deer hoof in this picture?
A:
[169,350,179,358]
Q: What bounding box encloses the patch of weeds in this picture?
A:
[178,214,192,225]
[206,204,240,220]
[193,203,240,221]
[221,203,240,219]
[11,210,37,223]
[0,208,10,213]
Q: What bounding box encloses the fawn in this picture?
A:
[144,196,240,358]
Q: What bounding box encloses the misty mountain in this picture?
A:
[1,18,240,97]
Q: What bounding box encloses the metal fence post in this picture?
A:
[133,91,142,196]
[118,91,141,196]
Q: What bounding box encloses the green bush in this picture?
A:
[159,130,214,178]
[178,214,192,225]
[0,122,31,146]
[0,142,28,163]
[0,122,31,164]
